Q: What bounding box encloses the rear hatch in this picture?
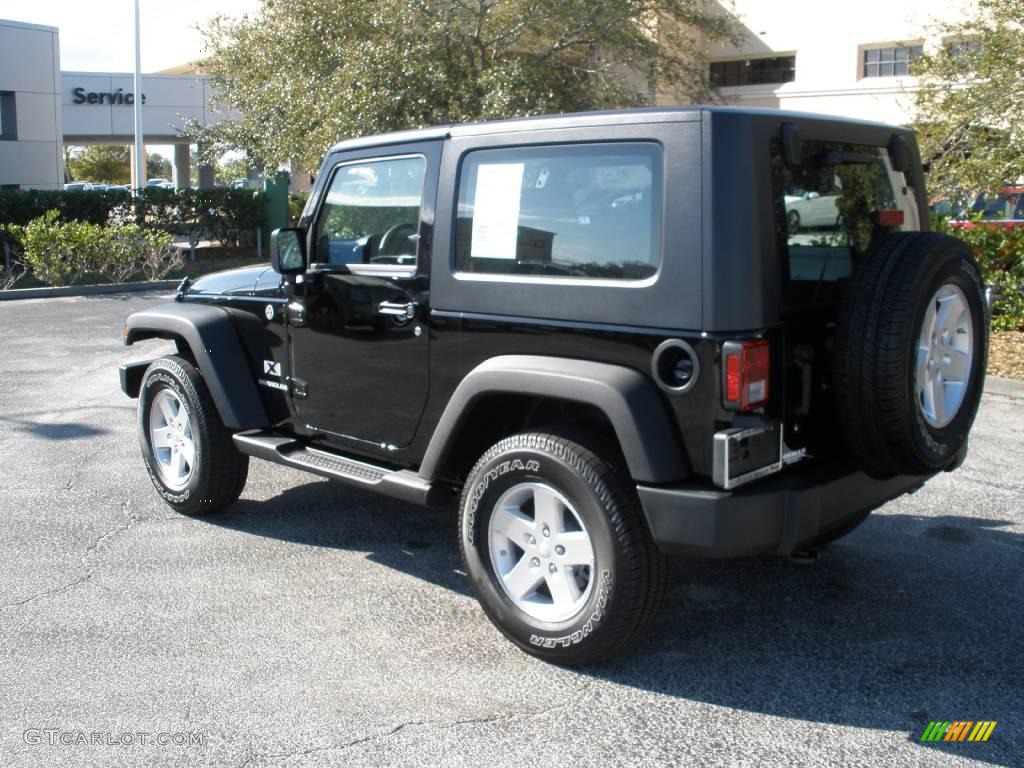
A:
[769,138,922,458]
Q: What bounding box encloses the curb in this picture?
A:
[985,376,1024,399]
[0,280,179,301]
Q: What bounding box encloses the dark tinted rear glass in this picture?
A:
[771,139,918,309]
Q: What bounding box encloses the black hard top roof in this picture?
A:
[326,105,910,155]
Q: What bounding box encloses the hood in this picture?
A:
[186,264,276,296]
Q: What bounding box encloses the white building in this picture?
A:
[691,0,979,125]
[0,18,225,190]
[0,20,63,189]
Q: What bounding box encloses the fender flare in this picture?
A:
[124,302,269,429]
[418,355,688,484]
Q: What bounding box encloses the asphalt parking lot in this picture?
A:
[0,291,1021,767]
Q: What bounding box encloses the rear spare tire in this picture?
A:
[834,232,988,478]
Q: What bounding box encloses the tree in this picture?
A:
[67,145,130,184]
[194,0,738,170]
[913,0,1024,196]
[147,153,172,180]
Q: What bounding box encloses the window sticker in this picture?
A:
[470,163,524,259]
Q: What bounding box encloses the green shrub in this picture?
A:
[934,216,1024,330]
[16,210,180,287]
[0,187,267,244]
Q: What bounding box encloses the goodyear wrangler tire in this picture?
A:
[138,355,249,515]
[834,232,989,478]
[459,432,667,666]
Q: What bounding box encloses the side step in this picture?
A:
[233,431,438,506]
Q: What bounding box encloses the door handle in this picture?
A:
[377,301,417,319]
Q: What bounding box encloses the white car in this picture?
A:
[785,188,840,231]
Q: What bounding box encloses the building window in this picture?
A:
[947,40,982,58]
[863,46,923,77]
[0,92,17,141]
[710,56,796,87]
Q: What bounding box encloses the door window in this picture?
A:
[314,155,426,268]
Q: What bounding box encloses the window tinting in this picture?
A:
[455,143,661,281]
[862,46,923,77]
[314,155,425,267]
[710,56,796,87]
[771,139,914,309]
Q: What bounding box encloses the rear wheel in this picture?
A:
[834,233,988,478]
[138,355,249,515]
[459,432,667,666]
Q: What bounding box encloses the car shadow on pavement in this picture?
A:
[599,513,1023,767]
[205,486,1022,765]
[210,481,469,596]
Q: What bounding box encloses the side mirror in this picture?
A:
[271,228,307,274]
[805,191,821,200]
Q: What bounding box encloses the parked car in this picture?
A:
[63,182,94,192]
[146,178,174,190]
[119,107,989,665]
[785,187,841,231]
[952,187,1024,229]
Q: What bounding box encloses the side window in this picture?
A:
[314,155,426,267]
[455,143,661,280]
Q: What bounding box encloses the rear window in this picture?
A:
[771,139,918,308]
[455,143,661,281]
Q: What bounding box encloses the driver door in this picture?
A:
[287,143,439,456]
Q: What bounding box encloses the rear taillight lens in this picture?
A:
[876,209,905,227]
[722,339,770,411]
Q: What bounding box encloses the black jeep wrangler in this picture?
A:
[120,107,989,665]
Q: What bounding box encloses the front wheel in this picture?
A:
[138,355,249,515]
[459,432,667,666]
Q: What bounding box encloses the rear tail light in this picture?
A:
[722,339,770,411]
[876,209,905,227]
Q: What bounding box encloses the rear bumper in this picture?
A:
[637,462,929,558]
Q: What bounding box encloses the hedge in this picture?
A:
[0,187,268,245]
[7,210,181,287]
[933,216,1024,331]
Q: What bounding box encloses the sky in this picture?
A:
[0,0,260,72]
[0,0,261,163]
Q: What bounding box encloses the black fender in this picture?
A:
[418,355,688,484]
[123,302,269,430]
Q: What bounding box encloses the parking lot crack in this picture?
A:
[238,681,594,764]
[0,495,136,613]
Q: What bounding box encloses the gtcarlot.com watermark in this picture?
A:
[24,729,205,747]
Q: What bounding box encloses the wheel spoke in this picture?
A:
[942,298,965,337]
[158,396,176,426]
[491,505,535,544]
[502,556,543,601]
[545,568,581,609]
[179,440,195,471]
[916,345,930,389]
[532,486,563,532]
[944,347,969,382]
[170,450,186,480]
[151,425,175,449]
[557,531,594,566]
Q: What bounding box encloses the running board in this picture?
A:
[232,431,437,506]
